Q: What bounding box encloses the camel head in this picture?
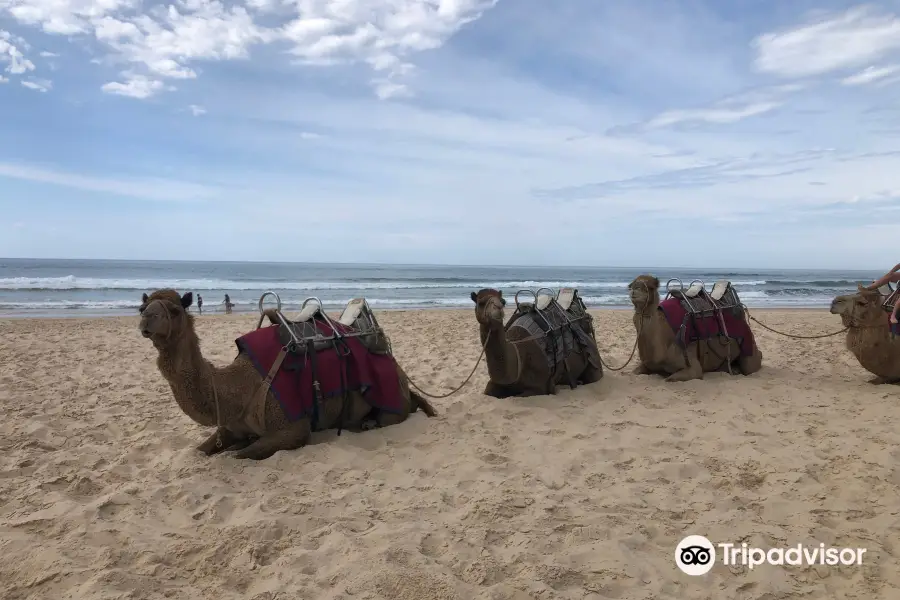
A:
[830,284,885,327]
[628,274,661,311]
[139,289,195,345]
[471,288,506,328]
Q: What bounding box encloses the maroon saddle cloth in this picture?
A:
[658,298,756,357]
[235,320,404,423]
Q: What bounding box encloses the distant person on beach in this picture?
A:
[864,264,900,323]
[197,294,203,314]
[224,294,234,314]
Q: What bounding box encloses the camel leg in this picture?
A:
[225,437,257,451]
[376,408,410,427]
[579,360,604,384]
[484,381,515,398]
[197,428,245,456]
[738,347,763,375]
[665,344,703,382]
[233,420,312,460]
[867,376,900,385]
[632,363,652,375]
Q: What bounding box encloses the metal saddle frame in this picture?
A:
[664,278,744,374]
[510,287,590,336]
[255,292,390,354]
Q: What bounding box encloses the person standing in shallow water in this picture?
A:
[224,294,234,314]
[197,294,203,314]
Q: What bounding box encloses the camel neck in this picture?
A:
[481,322,519,385]
[637,300,660,318]
[155,330,221,427]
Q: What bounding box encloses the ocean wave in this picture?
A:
[0,275,778,292]
[0,292,838,312]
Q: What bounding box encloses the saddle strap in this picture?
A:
[561,325,576,390]
[249,347,289,434]
[334,340,351,437]
[677,317,691,367]
[307,339,323,429]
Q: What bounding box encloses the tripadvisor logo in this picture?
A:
[675,535,867,575]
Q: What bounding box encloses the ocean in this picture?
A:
[0,258,881,317]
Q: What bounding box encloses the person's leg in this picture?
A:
[892,296,900,324]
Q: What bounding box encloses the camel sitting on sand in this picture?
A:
[138,289,436,460]
[830,284,900,384]
[627,275,763,382]
[470,288,603,398]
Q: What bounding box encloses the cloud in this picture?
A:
[101,74,165,98]
[0,29,35,76]
[0,162,218,201]
[615,84,804,132]
[0,0,499,99]
[647,101,780,128]
[841,64,900,85]
[21,77,51,92]
[38,50,58,57]
[533,148,833,202]
[2,1,900,269]
[753,5,900,78]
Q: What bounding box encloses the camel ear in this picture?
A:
[181,292,193,308]
[651,276,660,289]
[142,292,149,303]
[471,291,477,303]
[500,297,507,306]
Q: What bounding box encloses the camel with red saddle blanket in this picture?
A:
[138,289,436,460]
[627,275,763,382]
[830,284,900,384]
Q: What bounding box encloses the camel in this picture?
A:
[830,284,900,384]
[138,289,436,460]
[627,275,763,382]
[470,288,603,398]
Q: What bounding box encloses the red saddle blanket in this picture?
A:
[235,321,404,423]
[658,298,755,357]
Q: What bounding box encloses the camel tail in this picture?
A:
[411,391,438,417]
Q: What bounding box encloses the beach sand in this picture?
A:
[1,308,897,599]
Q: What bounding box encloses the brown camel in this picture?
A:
[830,284,900,384]
[627,275,763,381]
[470,288,603,398]
[138,289,436,460]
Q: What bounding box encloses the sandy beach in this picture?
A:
[1,308,897,599]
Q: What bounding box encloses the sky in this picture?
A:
[1,0,900,269]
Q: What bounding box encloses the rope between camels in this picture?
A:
[406,330,492,399]
[595,294,647,372]
[743,306,849,339]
